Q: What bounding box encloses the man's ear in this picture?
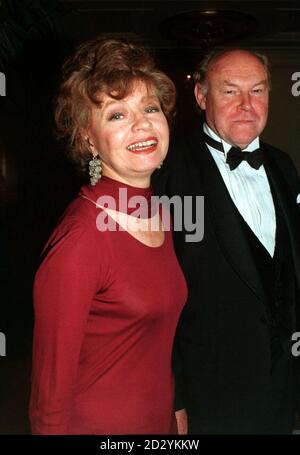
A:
[194,83,207,110]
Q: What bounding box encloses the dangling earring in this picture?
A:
[157,161,163,169]
[89,154,102,185]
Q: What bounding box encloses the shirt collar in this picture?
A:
[203,122,260,156]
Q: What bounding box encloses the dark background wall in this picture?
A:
[0,0,299,434]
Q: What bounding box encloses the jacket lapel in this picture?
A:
[263,147,300,290]
[187,129,265,300]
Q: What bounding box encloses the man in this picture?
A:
[153,49,300,434]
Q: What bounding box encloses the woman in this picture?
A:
[29,37,187,435]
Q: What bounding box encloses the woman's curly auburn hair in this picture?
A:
[54,37,176,171]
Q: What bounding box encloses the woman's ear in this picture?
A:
[85,135,95,152]
[81,125,93,149]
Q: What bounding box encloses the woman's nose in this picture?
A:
[132,113,152,131]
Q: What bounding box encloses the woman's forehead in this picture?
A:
[97,79,158,105]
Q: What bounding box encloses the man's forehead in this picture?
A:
[208,59,268,84]
[208,51,266,74]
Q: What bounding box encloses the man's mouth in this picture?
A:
[233,119,255,123]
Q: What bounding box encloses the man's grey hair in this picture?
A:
[193,49,271,94]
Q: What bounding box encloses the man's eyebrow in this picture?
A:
[222,79,268,87]
[222,81,239,87]
[252,80,268,87]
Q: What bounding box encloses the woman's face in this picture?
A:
[87,80,169,187]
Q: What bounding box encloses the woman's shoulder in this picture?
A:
[61,193,99,227]
[42,187,108,254]
[59,179,111,228]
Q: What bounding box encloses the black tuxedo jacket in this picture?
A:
[152,127,300,434]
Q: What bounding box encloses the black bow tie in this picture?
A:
[204,133,264,171]
[226,147,264,170]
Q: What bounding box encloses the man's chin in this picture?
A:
[229,133,258,149]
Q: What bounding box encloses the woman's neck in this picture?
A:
[102,170,151,189]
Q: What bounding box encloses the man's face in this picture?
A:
[195,51,269,149]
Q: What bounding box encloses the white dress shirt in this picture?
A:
[203,123,276,257]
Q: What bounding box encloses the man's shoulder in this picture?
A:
[262,140,288,157]
[261,140,298,171]
[168,127,205,163]
[262,141,300,200]
[171,126,205,148]
[152,127,206,195]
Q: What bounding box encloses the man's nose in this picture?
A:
[239,93,252,111]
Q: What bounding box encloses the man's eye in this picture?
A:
[109,112,124,120]
[225,90,236,95]
[145,105,160,113]
[252,88,263,94]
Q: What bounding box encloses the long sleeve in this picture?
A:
[29,178,187,435]
[29,216,103,434]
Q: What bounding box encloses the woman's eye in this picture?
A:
[145,105,160,113]
[109,112,124,121]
